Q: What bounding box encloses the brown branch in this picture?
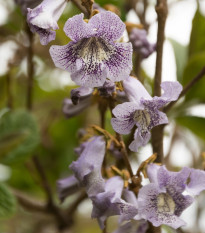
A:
[164,66,205,113]
[71,0,89,17]
[26,24,34,111]
[151,0,168,164]
[12,188,48,213]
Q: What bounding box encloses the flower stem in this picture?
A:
[151,0,168,163]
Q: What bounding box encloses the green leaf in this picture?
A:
[176,115,205,141]
[169,38,188,82]
[182,52,205,101]
[189,9,205,57]
[0,183,16,219]
[0,110,40,164]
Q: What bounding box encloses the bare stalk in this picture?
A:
[151,0,168,163]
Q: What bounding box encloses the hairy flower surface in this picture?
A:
[69,136,106,197]
[27,0,67,45]
[129,28,156,58]
[111,77,182,152]
[50,12,132,87]
[137,164,205,228]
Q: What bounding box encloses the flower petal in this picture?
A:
[147,164,161,185]
[111,118,135,135]
[123,76,152,102]
[151,81,183,108]
[64,13,95,42]
[57,175,80,202]
[88,11,125,42]
[104,42,133,82]
[113,221,148,233]
[157,166,191,193]
[129,128,151,152]
[138,184,185,229]
[186,168,205,196]
[112,102,141,119]
[69,136,105,182]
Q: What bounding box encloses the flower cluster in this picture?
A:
[24,2,205,232]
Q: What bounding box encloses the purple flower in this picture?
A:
[129,28,156,59]
[71,86,93,105]
[50,11,132,87]
[69,136,106,197]
[57,175,80,202]
[138,164,194,229]
[111,77,182,152]
[91,176,124,229]
[27,0,67,45]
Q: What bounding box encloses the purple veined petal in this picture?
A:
[186,168,205,196]
[148,109,169,129]
[129,128,151,152]
[147,164,161,185]
[157,166,191,194]
[69,136,106,183]
[64,13,95,42]
[57,175,80,202]
[111,118,135,135]
[88,11,125,42]
[104,42,133,82]
[62,97,91,118]
[29,24,56,45]
[123,76,152,103]
[71,86,93,105]
[138,183,186,229]
[49,42,82,73]
[70,63,107,87]
[112,102,142,119]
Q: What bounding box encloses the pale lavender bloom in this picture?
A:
[69,136,106,197]
[111,77,182,152]
[185,168,205,195]
[57,175,80,202]
[138,164,194,229]
[129,28,156,59]
[27,0,67,45]
[91,176,124,229]
[113,221,148,233]
[50,11,132,87]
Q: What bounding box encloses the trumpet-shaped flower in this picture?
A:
[50,11,132,87]
[27,0,67,45]
[111,77,182,152]
[138,164,205,228]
